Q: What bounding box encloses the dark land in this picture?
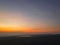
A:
[0,34,60,45]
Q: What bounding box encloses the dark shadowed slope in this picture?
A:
[0,34,60,45]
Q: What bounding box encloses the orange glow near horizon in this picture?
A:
[0,26,60,33]
[0,10,60,33]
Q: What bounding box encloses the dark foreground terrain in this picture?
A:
[0,34,60,45]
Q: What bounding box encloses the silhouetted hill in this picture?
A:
[0,34,60,45]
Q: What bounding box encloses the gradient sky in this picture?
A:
[0,0,60,34]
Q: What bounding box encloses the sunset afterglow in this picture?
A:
[0,0,60,34]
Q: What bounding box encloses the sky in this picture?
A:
[0,0,60,36]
